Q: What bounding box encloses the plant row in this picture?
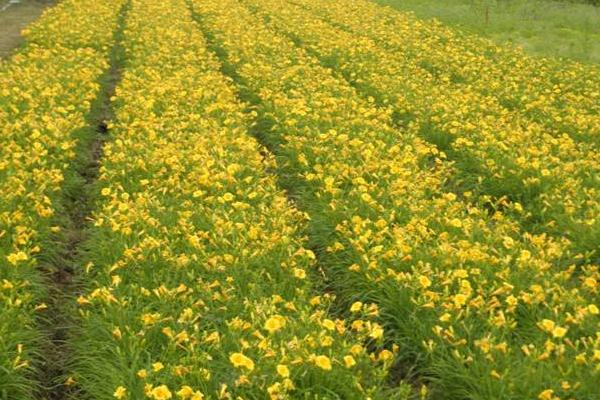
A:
[293,0,600,145]
[0,0,125,397]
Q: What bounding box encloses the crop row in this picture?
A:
[0,0,125,397]
[192,0,600,398]
[247,0,600,266]
[69,0,400,398]
[294,0,600,144]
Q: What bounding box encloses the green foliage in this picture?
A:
[374,0,600,63]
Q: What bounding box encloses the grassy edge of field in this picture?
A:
[0,0,55,59]
[373,0,600,64]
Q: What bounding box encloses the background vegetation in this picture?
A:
[374,0,600,63]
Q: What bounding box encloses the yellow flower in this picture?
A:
[552,326,567,339]
[350,344,363,355]
[314,355,332,370]
[309,296,321,306]
[379,350,393,362]
[293,268,306,279]
[369,324,384,340]
[235,374,250,386]
[113,386,127,399]
[112,327,122,339]
[538,389,554,400]
[350,301,363,312]
[7,251,28,265]
[137,369,147,379]
[229,352,255,371]
[141,313,160,325]
[453,293,468,307]
[439,313,451,322]
[320,335,334,347]
[151,385,172,400]
[449,218,462,228]
[283,378,295,390]
[267,383,282,399]
[418,275,431,288]
[322,319,335,330]
[152,362,164,372]
[176,386,194,399]
[222,192,234,202]
[539,319,555,332]
[204,331,220,343]
[276,364,290,378]
[584,277,597,289]
[264,315,286,333]
[343,355,356,368]
[420,385,428,399]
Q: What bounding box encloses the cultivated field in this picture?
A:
[0,0,598,399]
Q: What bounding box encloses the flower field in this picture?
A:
[0,0,598,399]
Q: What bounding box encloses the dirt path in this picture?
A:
[0,0,54,59]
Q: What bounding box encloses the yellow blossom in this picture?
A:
[276,364,290,378]
[229,353,255,371]
[264,315,286,333]
[552,326,567,339]
[314,355,332,370]
[343,355,356,368]
[152,362,164,372]
[293,268,306,279]
[418,275,431,288]
[177,386,194,398]
[538,389,554,400]
[369,324,384,340]
[322,319,335,330]
[113,386,127,399]
[150,385,172,400]
[350,301,363,312]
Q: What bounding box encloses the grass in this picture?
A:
[0,0,54,58]
[373,0,600,63]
